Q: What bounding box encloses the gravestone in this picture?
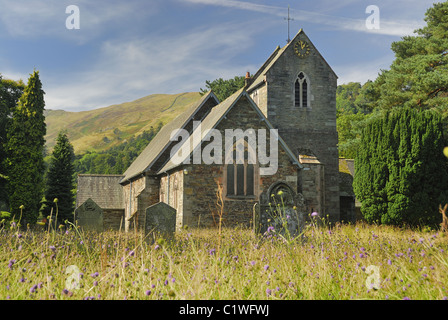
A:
[75,198,104,232]
[145,202,176,241]
[255,182,305,240]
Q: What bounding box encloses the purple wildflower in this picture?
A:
[8,259,16,269]
[311,212,318,217]
[91,272,99,278]
[49,245,56,252]
[145,290,151,296]
[30,284,38,294]
[264,265,269,271]
[266,288,272,296]
[209,249,216,255]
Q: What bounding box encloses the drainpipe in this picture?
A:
[166,172,170,206]
[129,180,132,218]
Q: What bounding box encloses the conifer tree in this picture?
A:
[5,70,46,225]
[44,131,75,224]
[369,2,448,111]
[354,108,448,226]
[0,74,25,209]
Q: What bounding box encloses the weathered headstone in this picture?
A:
[255,182,305,240]
[145,202,176,241]
[75,198,104,232]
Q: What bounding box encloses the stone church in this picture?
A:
[76,29,355,232]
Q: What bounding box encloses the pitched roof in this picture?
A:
[120,91,219,183]
[158,88,302,174]
[246,29,337,92]
[76,174,124,209]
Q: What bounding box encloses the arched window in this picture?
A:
[225,139,256,198]
[295,72,310,108]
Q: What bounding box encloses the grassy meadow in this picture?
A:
[1,220,447,300]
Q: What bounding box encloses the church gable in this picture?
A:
[165,90,303,228]
[157,88,301,174]
[120,91,219,184]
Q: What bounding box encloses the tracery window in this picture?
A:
[225,140,256,198]
[295,72,310,108]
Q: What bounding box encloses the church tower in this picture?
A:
[246,29,340,221]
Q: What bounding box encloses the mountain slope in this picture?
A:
[45,92,201,154]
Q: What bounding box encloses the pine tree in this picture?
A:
[44,131,75,224]
[354,107,448,226]
[369,2,448,111]
[0,74,25,209]
[5,70,46,226]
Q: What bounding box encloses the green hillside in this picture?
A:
[45,92,201,154]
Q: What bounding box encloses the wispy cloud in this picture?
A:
[43,20,263,111]
[181,0,422,37]
[0,0,156,43]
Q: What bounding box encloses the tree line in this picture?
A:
[0,70,62,227]
[73,124,162,175]
[345,2,448,227]
[0,71,162,228]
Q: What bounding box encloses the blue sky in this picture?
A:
[0,0,441,111]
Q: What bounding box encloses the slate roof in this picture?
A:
[76,174,124,209]
[158,88,302,174]
[120,91,219,183]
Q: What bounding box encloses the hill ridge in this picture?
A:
[45,92,201,154]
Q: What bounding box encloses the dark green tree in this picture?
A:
[200,76,245,102]
[44,131,75,224]
[5,70,46,225]
[353,107,448,226]
[369,2,448,112]
[0,74,25,209]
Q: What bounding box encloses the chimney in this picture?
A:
[245,71,251,87]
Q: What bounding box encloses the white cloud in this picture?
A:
[44,20,264,111]
[334,55,394,85]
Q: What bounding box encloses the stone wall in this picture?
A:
[262,32,340,221]
[159,169,184,231]
[103,209,125,230]
[179,94,302,229]
[299,155,325,216]
[249,83,268,117]
[122,175,159,232]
